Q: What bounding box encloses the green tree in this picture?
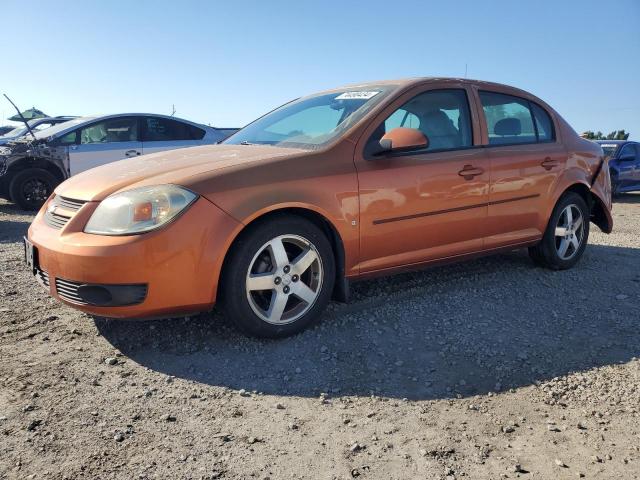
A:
[605,129,630,140]
[581,129,629,140]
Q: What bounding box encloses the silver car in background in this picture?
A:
[0,113,238,209]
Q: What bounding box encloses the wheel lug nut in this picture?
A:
[283,265,290,274]
[274,277,281,285]
[292,275,299,282]
[283,286,290,294]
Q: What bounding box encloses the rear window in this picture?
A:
[480,91,555,145]
[600,144,619,159]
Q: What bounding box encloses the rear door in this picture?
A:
[69,116,142,175]
[141,116,206,155]
[475,90,567,248]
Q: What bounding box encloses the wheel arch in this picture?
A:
[7,157,66,185]
[217,204,349,304]
[554,181,612,234]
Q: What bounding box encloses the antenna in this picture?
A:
[171,104,176,116]
[464,63,468,78]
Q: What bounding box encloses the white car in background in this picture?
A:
[0,113,238,209]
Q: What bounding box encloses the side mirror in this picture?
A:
[376,127,429,155]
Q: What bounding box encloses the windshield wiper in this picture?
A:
[3,94,37,141]
[239,141,257,145]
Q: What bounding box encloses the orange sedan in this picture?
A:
[26,78,613,337]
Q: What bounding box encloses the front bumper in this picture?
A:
[27,196,241,319]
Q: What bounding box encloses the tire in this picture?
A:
[220,215,336,338]
[9,168,59,210]
[528,192,590,270]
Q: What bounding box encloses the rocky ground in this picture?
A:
[1,195,639,480]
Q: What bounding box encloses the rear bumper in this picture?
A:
[590,160,614,233]
[27,196,241,318]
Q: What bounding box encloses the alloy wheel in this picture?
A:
[245,234,323,325]
[22,178,50,204]
[554,204,585,260]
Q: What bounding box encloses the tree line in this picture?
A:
[581,130,630,140]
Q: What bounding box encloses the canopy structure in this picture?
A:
[8,107,48,121]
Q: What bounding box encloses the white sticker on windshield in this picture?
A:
[335,91,380,100]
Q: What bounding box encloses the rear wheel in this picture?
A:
[9,168,58,210]
[220,215,335,338]
[528,192,590,270]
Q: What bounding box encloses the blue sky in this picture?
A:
[2,0,639,139]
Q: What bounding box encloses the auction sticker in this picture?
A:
[335,91,380,100]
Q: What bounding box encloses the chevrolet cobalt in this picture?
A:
[26,78,613,337]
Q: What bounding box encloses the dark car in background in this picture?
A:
[597,140,640,196]
[0,116,77,145]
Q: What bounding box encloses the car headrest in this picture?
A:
[494,118,521,136]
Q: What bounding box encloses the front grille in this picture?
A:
[35,268,49,288]
[55,278,87,305]
[54,278,148,306]
[44,196,87,230]
[44,211,70,229]
[56,196,86,212]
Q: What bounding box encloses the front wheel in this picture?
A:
[9,168,59,210]
[220,215,335,338]
[528,192,590,270]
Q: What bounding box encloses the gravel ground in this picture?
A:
[1,195,639,480]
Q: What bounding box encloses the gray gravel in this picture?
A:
[1,195,639,479]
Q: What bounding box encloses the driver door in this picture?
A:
[354,85,489,274]
[69,116,142,175]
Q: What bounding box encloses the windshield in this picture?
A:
[1,125,26,138]
[599,143,619,160]
[34,117,91,139]
[225,86,397,149]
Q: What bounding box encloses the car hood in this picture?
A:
[55,144,307,202]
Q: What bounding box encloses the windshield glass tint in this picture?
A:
[225,86,396,148]
[599,144,619,159]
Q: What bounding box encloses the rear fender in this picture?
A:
[590,160,613,233]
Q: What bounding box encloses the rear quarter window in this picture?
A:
[144,117,204,141]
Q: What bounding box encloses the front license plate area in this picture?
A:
[24,237,38,274]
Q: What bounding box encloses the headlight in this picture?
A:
[84,185,198,235]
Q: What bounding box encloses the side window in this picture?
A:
[366,89,472,155]
[479,92,536,145]
[80,117,138,144]
[619,144,635,159]
[58,130,78,145]
[143,117,200,141]
[384,109,420,130]
[531,103,555,142]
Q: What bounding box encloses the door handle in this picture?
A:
[458,165,484,181]
[541,158,559,170]
[125,150,141,157]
